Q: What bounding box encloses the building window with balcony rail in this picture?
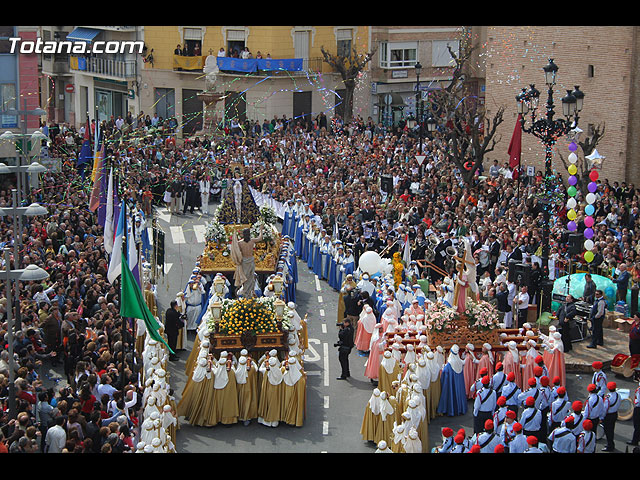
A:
[379,41,417,69]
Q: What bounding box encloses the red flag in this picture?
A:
[508,114,523,169]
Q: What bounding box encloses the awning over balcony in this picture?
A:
[67,27,101,43]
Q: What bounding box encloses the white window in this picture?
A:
[432,40,459,67]
[336,28,353,57]
[380,42,417,69]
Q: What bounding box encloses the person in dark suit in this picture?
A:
[489,235,501,278]
[557,295,577,352]
[496,283,510,324]
[335,318,354,380]
[582,273,597,304]
[613,263,630,303]
[165,301,184,361]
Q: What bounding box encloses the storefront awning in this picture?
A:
[66,27,101,43]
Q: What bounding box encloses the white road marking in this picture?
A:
[317,295,323,303]
[170,226,186,244]
[156,209,171,223]
[193,224,207,243]
[315,275,321,291]
[322,421,329,435]
[324,395,329,409]
[319,309,325,317]
[164,262,173,274]
[323,342,329,387]
[321,324,327,334]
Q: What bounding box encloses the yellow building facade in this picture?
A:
[139,26,372,136]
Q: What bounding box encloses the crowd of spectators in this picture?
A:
[1,100,638,453]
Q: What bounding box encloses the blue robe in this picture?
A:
[328,253,338,289]
[301,229,310,263]
[320,244,331,280]
[307,236,317,269]
[335,254,345,290]
[313,242,324,277]
[437,362,468,416]
[282,209,291,238]
[294,221,304,257]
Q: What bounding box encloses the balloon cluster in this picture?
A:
[565,140,599,263]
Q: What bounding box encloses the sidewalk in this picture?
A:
[565,324,632,373]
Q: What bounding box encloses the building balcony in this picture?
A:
[70,55,136,80]
[169,54,327,76]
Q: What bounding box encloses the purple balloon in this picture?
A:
[588,182,598,193]
[567,220,577,231]
[569,142,578,152]
[584,227,594,239]
[568,175,577,186]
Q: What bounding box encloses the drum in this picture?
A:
[618,388,634,421]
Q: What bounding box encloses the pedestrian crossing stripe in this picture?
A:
[193,224,206,243]
[170,226,186,244]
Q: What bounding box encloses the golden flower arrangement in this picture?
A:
[211,297,291,337]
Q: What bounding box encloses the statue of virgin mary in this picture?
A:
[216,167,260,225]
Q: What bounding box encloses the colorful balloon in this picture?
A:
[589,170,599,182]
[586,193,597,204]
[584,251,594,263]
[584,216,594,228]
[567,209,577,221]
[584,239,594,251]
[567,220,577,231]
[584,227,594,239]
[569,142,578,152]
[585,204,595,216]
[588,182,598,193]
[567,186,577,197]
[567,198,577,210]
[568,152,578,164]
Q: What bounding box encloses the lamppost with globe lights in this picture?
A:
[515,58,585,309]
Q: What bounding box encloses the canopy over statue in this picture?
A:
[216,166,260,225]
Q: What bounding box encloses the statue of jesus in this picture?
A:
[236,226,264,298]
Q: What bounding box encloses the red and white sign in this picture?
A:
[65,84,75,93]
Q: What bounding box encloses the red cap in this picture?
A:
[572,401,583,411]
[587,383,597,393]
[535,355,544,364]
[564,416,574,425]
[442,427,454,437]
[513,422,523,432]
[494,443,505,453]
[484,419,494,431]
[526,396,535,407]
[497,395,506,406]
[496,362,503,370]
[506,410,517,420]
[528,377,537,387]
[481,375,490,385]
[527,435,538,446]
[454,434,465,444]
[592,361,603,370]
[553,376,561,385]
[469,444,481,453]
[479,367,488,376]
[457,428,466,436]
[583,419,593,431]
[533,366,543,376]
[607,381,617,390]
[557,386,566,395]
[540,376,549,387]
[507,372,516,382]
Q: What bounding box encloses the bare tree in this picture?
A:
[320,44,378,124]
[424,44,505,184]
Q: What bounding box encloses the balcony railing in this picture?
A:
[70,56,136,79]
[171,54,326,75]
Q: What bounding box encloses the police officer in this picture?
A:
[601,381,620,452]
[472,419,502,453]
[502,371,522,417]
[335,317,354,380]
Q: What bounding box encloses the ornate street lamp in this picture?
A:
[516,58,585,310]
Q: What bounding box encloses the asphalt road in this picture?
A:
[37,201,638,454]
[150,204,638,454]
